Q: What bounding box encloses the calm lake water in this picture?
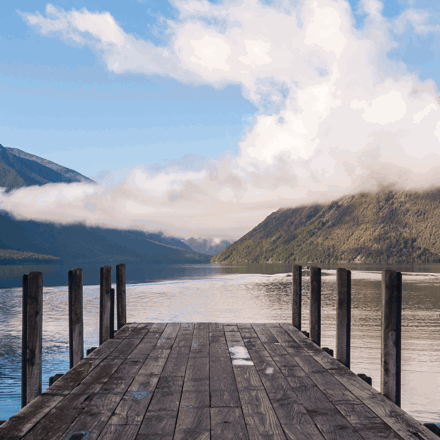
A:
[1,262,440,424]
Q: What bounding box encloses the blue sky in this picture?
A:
[1,0,440,239]
[1,0,257,178]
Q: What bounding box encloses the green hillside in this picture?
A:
[211,189,440,264]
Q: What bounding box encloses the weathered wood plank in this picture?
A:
[211,408,249,440]
[59,358,145,440]
[251,324,279,343]
[97,424,139,440]
[22,358,127,440]
[114,323,139,339]
[225,330,287,440]
[2,321,437,440]
[336,268,351,368]
[310,266,321,346]
[109,327,171,426]
[209,324,241,408]
[136,376,184,439]
[292,264,302,330]
[162,323,193,377]
[179,325,209,409]
[68,268,84,369]
[99,265,112,345]
[248,350,326,439]
[381,270,402,406]
[22,272,43,408]
[280,323,439,440]
[174,408,210,440]
[127,322,155,339]
[0,394,64,440]
[156,323,181,349]
[116,263,126,330]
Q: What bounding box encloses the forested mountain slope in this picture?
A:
[212,190,440,264]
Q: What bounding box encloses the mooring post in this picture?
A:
[309,266,321,346]
[336,268,351,368]
[116,263,126,330]
[292,265,302,330]
[99,265,112,345]
[22,272,43,408]
[68,268,84,369]
[381,269,402,407]
[110,288,115,339]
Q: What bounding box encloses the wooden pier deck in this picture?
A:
[1,322,437,440]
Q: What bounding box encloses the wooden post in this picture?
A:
[68,268,84,369]
[99,265,112,345]
[381,270,402,406]
[116,263,126,330]
[110,288,115,339]
[292,265,302,330]
[22,272,43,408]
[309,266,321,346]
[336,268,351,368]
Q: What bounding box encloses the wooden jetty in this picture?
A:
[0,265,439,439]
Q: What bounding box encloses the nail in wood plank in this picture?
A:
[68,268,84,369]
[292,264,302,330]
[309,266,321,346]
[22,272,43,408]
[116,263,126,330]
[100,265,112,345]
[336,268,351,368]
[381,269,402,407]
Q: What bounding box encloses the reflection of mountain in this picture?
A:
[0,211,210,265]
[0,248,60,264]
[185,237,233,255]
[0,144,94,190]
[212,189,440,264]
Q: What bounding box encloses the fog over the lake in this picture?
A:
[1,0,440,239]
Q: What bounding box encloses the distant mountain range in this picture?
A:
[0,144,94,190]
[212,189,440,264]
[0,211,210,264]
[184,237,233,256]
[0,144,211,264]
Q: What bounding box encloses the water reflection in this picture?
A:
[0,263,440,424]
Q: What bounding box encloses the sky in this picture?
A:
[1,0,440,240]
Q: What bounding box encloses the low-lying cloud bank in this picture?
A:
[3,0,440,239]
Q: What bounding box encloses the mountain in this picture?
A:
[0,144,209,264]
[0,144,94,190]
[0,211,210,265]
[185,237,234,255]
[211,189,440,264]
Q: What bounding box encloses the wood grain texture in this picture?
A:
[381,270,402,407]
[292,264,302,330]
[336,268,351,369]
[116,263,126,330]
[2,322,436,440]
[99,265,112,345]
[309,266,321,347]
[211,408,249,440]
[69,268,84,369]
[209,324,241,408]
[22,271,43,408]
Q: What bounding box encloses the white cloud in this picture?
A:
[9,0,440,239]
[350,89,407,125]
[393,9,440,35]
[413,103,437,124]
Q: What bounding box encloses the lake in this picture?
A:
[1,261,440,424]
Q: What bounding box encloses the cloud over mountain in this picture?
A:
[4,0,440,239]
